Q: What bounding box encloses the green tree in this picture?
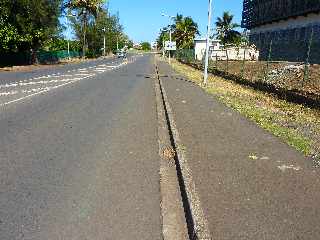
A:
[1,0,62,61]
[0,23,21,52]
[70,7,130,57]
[141,42,151,51]
[158,14,199,50]
[173,14,199,49]
[215,11,241,45]
[156,27,170,49]
[43,38,81,51]
[66,0,104,57]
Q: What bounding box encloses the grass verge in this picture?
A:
[167,58,320,166]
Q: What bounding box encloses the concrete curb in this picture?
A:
[154,58,189,240]
[156,57,212,240]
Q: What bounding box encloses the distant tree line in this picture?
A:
[0,0,133,63]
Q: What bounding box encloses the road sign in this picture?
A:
[165,41,176,51]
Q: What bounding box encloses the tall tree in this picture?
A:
[141,42,151,51]
[158,14,199,50]
[66,0,104,57]
[215,11,241,45]
[70,7,129,57]
[156,27,170,49]
[173,14,199,49]
[0,0,62,58]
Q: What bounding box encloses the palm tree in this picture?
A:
[215,11,240,45]
[66,0,104,57]
[173,14,199,49]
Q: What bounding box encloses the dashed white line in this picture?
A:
[0,57,138,107]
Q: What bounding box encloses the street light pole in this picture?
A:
[161,13,175,64]
[67,41,70,60]
[169,28,172,64]
[102,27,106,57]
[162,40,165,57]
[65,13,76,60]
[82,9,87,58]
[65,16,70,60]
[117,36,119,51]
[204,0,213,86]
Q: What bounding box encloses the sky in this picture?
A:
[108,0,244,43]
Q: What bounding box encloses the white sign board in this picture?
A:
[165,41,177,51]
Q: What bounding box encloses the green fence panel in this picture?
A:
[1,50,81,67]
[175,49,195,63]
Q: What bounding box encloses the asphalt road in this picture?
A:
[0,54,162,240]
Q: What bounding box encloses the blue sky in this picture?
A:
[108,0,244,43]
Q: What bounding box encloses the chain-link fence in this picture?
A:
[175,35,320,107]
[0,50,81,67]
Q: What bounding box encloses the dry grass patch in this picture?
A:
[168,58,320,166]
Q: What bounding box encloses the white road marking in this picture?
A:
[0,57,139,107]
[0,91,19,96]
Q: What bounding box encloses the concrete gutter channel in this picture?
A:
[154,58,212,240]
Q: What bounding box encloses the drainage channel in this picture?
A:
[154,61,212,240]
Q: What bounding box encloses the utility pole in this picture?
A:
[66,16,70,60]
[82,9,87,58]
[161,13,175,64]
[67,41,70,60]
[169,29,172,64]
[102,27,106,57]
[65,13,76,60]
[117,37,119,51]
[162,40,165,57]
[203,0,213,86]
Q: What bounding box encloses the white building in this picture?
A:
[194,38,259,61]
[194,39,221,61]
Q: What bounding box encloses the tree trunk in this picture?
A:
[30,49,39,65]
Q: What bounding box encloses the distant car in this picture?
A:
[117,51,126,58]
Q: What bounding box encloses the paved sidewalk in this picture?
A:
[157,59,320,240]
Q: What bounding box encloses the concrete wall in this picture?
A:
[210,47,259,61]
[194,40,221,61]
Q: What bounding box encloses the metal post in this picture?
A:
[82,9,87,58]
[241,47,246,78]
[117,36,119,51]
[163,40,165,57]
[264,39,273,81]
[169,29,172,64]
[67,41,70,60]
[303,28,314,84]
[104,36,106,57]
[203,0,213,86]
[103,27,106,57]
[66,16,71,60]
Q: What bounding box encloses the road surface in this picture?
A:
[0,54,162,240]
[2,53,320,240]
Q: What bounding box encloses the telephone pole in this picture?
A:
[203,0,213,86]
